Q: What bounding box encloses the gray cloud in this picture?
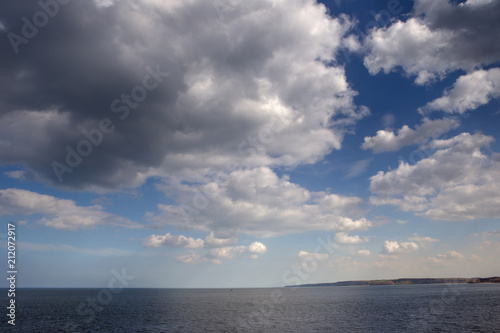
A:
[414,0,500,68]
[363,0,500,84]
[0,188,141,229]
[362,117,460,153]
[0,1,184,189]
[0,0,367,191]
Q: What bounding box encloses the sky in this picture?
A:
[0,0,499,288]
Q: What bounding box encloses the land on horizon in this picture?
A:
[286,276,500,288]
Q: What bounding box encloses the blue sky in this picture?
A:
[1,0,500,288]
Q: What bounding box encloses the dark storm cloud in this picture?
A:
[0,0,365,190]
[414,0,500,68]
[0,1,187,188]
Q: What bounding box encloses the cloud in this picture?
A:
[355,249,371,257]
[362,118,460,153]
[147,233,269,263]
[91,196,113,206]
[248,241,267,254]
[0,188,141,230]
[460,0,496,8]
[484,229,500,237]
[421,68,500,114]
[204,232,238,248]
[296,249,330,271]
[176,254,208,265]
[203,241,267,261]
[19,242,133,257]
[207,242,267,260]
[150,167,371,237]
[334,232,369,244]
[297,250,329,261]
[4,170,26,180]
[344,158,371,179]
[363,0,500,84]
[0,0,366,190]
[428,250,465,265]
[143,232,204,248]
[381,240,419,254]
[208,246,247,259]
[381,113,396,128]
[408,234,440,245]
[370,133,500,220]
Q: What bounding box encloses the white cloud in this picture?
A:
[344,159,371,179]
[297,249,329,271]
[248,241,267,254]
[204,232,238,248]
[176,254,208,264]
[143,233,204,248]
[356,249,371,257]
[438,250,465,259]
[409,234,440,245]
[335,217,372,232]
[209,246,247,259]
[0,188,141,230]
[362,118,460,153]
[382,240,419,254]
[93,0,117,8]
[428,250,465,265]
[19,242,133,257]
[334,232,369,244]
[162,236,268,263]
[206,242,268,260]
[298,250,329,261]
[4,170,26,180]
[370,133,500,220]
[151,167,371,237]
[175,249,257,264]
[459,0,495,8]
[363,0,500,84]
[421,68,500,114]
[364,18,453,84]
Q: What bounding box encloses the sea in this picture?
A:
[2,284,500,332]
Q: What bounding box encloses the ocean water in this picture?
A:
[2,284,500,332]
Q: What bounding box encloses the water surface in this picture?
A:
[2,284,499,332]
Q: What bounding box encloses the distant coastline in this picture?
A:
[286,276,500,288]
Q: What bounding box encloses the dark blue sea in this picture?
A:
[2,284,500,332]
